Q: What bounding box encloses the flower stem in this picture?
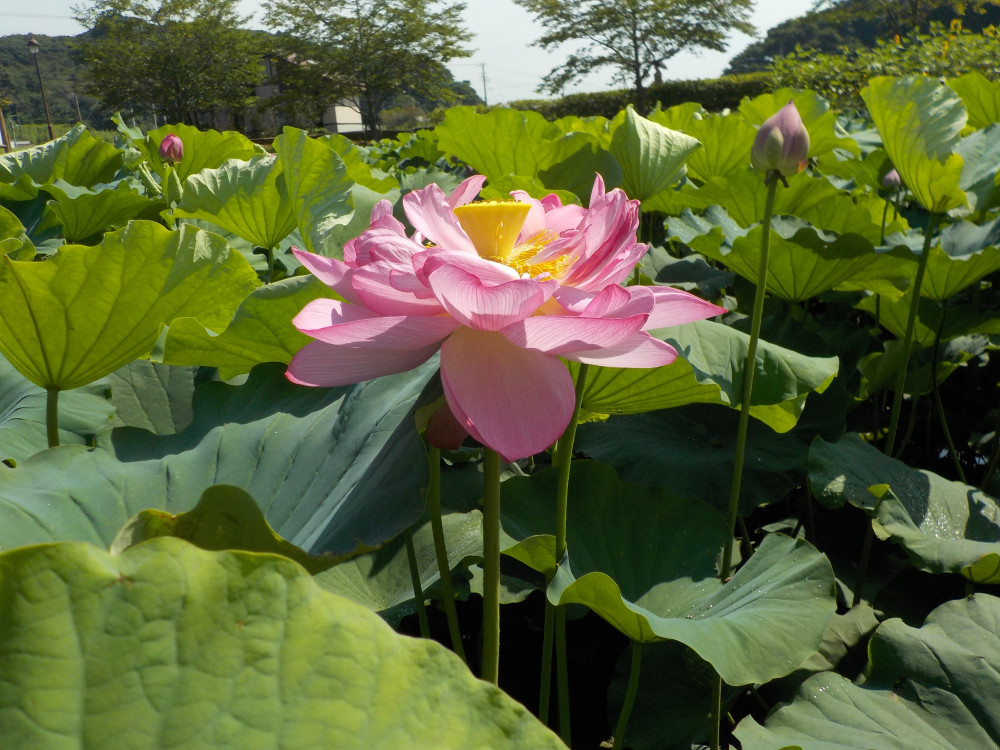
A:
[46,387,60,449]
[481,447,502,685]
[404,528,430,639]
[556,364,589,562]
[710,675,724,750]
[555,605,571,743]
[611,643,642,750]
[884,214,937,458]
[552,363,589,741]
[427,446,466,663]
[721,176,777,580]
[538,600,555,722]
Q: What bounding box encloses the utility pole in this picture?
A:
[73,93,83,124]
[27,37,55,141]
[0,108,12,153]
[481,63,488,107]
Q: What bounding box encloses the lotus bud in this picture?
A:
[751,100,810,178]
[881,167,901,190]
[159,134,183,165]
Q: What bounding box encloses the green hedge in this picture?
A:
[506,72,774,119]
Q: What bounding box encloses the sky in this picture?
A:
[1,0,818,104]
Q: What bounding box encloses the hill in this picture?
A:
[727,0,1000,74]
[0,32,113,134]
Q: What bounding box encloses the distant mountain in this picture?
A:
[0,32,114,132]
[726,0,1000,74]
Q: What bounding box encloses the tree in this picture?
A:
[726,0,1000,74]
[264,0,471,137]
[514,0,754,111]
[73,0,265,126]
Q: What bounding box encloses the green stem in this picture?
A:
[710,675,724,750]
[611,643,642,750]
[930,308,966,483]
[538,601,555,722]
[267,246,274,284]
[721,177,778,580]
[136,162,162,198]
[880,198,890,245]
[480,448,502,685]
[555,364,589,561]
[555,605,571,744]
[46,387,60,449]
[852,217,938,608]
[551,363,589,741]
[404,529,430,639]
[427,446,466,663]
[884,214,938,457]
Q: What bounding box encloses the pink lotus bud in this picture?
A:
[881,167,901,190]
[751,100,810,177]
[159,134,183,164]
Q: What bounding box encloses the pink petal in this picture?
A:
[500,314,647,355]
[440,327,575,462]
[644,287,726,330]
[582,284,657,318]
[298,313,459,348]
[565,334,678,367]
[417,250,520,286]
[426,262,555,331]
[445,175,488,209]
[293,249,359,303]
[292,299,375,333]
[403,182,477,254]
[352,261,446,316]
[352,216,424,266]
[286,339,441,387]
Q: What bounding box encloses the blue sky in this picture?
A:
[1,0,817,103]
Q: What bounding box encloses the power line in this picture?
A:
[0,12,78,20]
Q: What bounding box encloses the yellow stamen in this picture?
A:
[506,230,566,277]
[453,201,531,261]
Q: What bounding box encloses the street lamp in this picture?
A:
[27,37,55,142]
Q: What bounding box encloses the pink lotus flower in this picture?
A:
[159,134,183,164]
[751,100,810,177]
[287,175,724,461]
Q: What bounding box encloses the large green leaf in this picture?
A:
[0,538,563,749]
[948,71,1000,129]
[0,353,113,463]
[434,106,596,182]
[956,124,1000,213]
[576,404,807,517]
[315,509,483,626]
[809,434,1000,583]
[106,360,196,435]
[0,125,124,187]
[669,208,885,302]
[0,204,34,259]
[649,108,757,183]
[173,155,297,250]
[500,462,837,685]
[863,76,967,213]
[0,221,259,390]
[42,180,158,243]
[163,275,338,378]
[921,216,1000,301]
[0,361,436,558]
[272,127,359,256]
[609,107,700,202]
[573,318,838,433]
[737,595,1000,750]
